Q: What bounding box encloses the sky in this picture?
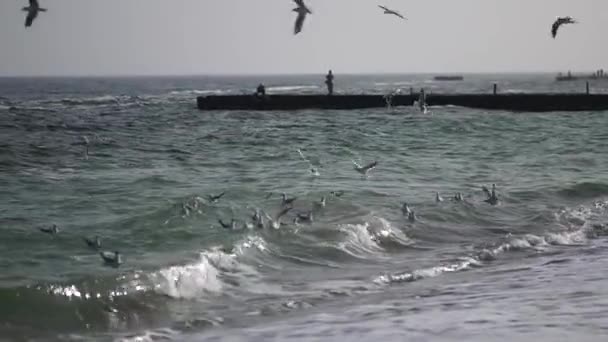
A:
[0,0,607,76]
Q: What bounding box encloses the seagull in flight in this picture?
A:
[207,192,226,203]
[482,184,498,205]
[218,218,237,230]
[23,0,47,28]
[293,0,312,35]
[353,160,378,176]
[378,5,406,20]
[263,206,293,229]
[551,16,577,38]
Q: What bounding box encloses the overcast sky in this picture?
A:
[0,0,607,76]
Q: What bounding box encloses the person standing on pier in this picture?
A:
[325,70,334,95]
[255,83,266,97]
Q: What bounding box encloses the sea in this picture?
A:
[1,74,608,342]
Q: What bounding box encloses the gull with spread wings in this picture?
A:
[378,5,406,20]
[551,16,577,38]
[23,0,47,28]
[293,0,312,35]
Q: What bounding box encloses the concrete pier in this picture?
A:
[197,93,608,112]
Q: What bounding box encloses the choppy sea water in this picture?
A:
[1,74,608,341]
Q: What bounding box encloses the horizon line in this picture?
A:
[0,70,592,79]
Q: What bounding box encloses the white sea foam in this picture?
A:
[266,85,319,93]
[148,254,222,299]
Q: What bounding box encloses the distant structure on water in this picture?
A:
[556,69,608,82]
[434,75,464,81]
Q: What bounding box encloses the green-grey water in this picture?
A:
[1,74,608,341]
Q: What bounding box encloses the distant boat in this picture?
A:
[434,75,464,81]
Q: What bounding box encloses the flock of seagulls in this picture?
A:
[36,144,502,267]
[291,0,576,39]
[38,224,123,267]
[18,0,580,40]
[207,153,499,232]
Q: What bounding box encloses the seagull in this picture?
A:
[251,209,264,229]
[252,209,261,223]
[483,184,498,205]
[353,160,378,175]
[39,224,58,235]
[100,251,122,266]
[23,0,47,28]
[296,210,314,224]
[401,202,412,216]
[84,236,101,249]
[482,185,491,198]
[314,196,326,209]
[281,193,297,207]
[293,0,312,35]
[218,219,237,230]
[263,206,293,229]
[551,16,577,38]
[408,210,417,223]
[330,190,344,197]
[378,5,406,20]
[207,192,226,203]
[297,149,320,177]
[435,192,444,203]
[453,193,464,202]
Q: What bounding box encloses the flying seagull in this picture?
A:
[293,0,312,35]
[378,5,406,20]
[218,218,237,230]
[207,192,226,203]
[23,0,47,28]
[353,160,378,175]
[551,16,577,38]
[263,206,293,229]
[482,184,498,205]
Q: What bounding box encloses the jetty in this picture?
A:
[434,75,464,81]
[197,92,608,112]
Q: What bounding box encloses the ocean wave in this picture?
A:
[377,199,608,285]
[335,216,411,258]
[147,254,222,299]
[169,89,229,96]
[59,95,128,106]
[558,182,608,199]
[266,85,319,93]
[375,257,480,284]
